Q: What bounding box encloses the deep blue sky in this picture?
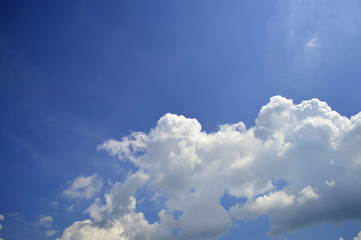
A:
[1,1,361,239]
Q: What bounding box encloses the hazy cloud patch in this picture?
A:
[63,174,103,200]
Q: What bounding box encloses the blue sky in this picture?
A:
[1,1,361,239]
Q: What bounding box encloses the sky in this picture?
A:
[1,0,361,239]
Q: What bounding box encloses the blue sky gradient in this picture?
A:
[1,1,361,239]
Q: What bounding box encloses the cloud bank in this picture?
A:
[59,96,361,239]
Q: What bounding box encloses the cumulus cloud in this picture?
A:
[63,174,103,200]
[59,96,361,239]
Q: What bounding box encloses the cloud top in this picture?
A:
[59,96,361,239]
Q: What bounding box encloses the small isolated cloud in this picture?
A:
[46,230,57,237]
[325,180,335,187]
[305,37,319,47]
[50,201,59,207]
[63,174,103,200]
[58,96,361,239]
[38,216,53,228]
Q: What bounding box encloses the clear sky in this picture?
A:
[1,1,361,240]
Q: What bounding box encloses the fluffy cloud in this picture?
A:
[63,174,103,200]
[59,96,361,239]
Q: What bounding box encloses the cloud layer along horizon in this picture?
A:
[58,96,361,240]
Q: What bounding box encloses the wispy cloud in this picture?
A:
[38,216,53,228]
[46,230,57,237]
[58,96,361,239]
[267,0,361,81]
[305,37,319,47]
[63,174,103,200]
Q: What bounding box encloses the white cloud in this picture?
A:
[1,214,4,239]
[86,170,149,222]
[297,185,319,204]
[354,231,361,240]
[230,191,295,219]
[63,174,103,200]
[58,220,126,240]
[340,231,361,240]
[305,37,319,47]
[46,230,57,237]
[38,216,53,228]
[325,180,335,187]
[59,96,361,239]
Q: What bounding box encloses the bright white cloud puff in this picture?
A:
[59,96,361,239]
[63,174,103,200]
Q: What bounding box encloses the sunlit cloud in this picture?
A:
[58,96,361,239]
[63,174,103,200]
